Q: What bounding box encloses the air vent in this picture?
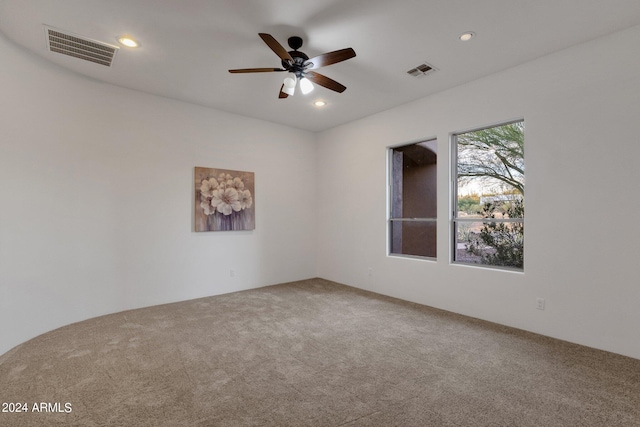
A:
[407,63,437,77]
[45,25,118,67]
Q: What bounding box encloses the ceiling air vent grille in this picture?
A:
[407,63,436,77]
[45,26,118,67]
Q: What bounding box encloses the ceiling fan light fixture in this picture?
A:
[282,75,296,96]
[300,77,314,95]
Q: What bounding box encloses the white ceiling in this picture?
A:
[2,0,640,132]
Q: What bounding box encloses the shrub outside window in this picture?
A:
[389,140,437,259]
[452,121,524,270]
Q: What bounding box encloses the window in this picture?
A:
[389,139,437,258]
[452,121,524,270]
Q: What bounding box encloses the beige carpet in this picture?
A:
[1,278,639,426]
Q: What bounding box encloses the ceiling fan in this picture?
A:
[229,33,356,98]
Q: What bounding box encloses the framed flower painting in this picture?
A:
[194,167,255,231]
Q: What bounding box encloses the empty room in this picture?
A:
[1,1,639,426]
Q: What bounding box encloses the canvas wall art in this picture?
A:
[194,167,255,232]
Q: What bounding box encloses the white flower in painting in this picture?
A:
[200,178,218,198]
[218,174,233,189]
[211,188,241,215]
[239,189,253,209]
[200,197,216,215]
[232,177,245,191]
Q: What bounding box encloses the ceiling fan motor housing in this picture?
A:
[282,50,310,78]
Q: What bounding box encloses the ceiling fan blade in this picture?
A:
[278,84,289,98]
[228,68,286,73]
[305,71,347,93]
[306,48,356,70]
[259,33,293,63]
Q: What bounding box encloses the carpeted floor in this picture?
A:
[1,278,639,426]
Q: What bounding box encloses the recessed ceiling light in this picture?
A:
[313,100,327,107]
[117,36,139,48]
[459,32,475,42]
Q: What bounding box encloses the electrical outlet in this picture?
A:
[536,298,545,310]
[230,269,235,278]
[367,268,372,277]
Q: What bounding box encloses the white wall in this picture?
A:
[0,35,317,355]
[316,25,640,360]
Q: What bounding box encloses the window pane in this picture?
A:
[453,120,524,270]
[390,220,437,258]
[455,221,524,269]
[456,122,524,204]
[391,141,437,219]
